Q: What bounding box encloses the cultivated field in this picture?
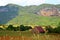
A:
[0,31,60,40]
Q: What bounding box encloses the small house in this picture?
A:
[31,26,45,34]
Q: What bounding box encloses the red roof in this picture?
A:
[34,26,45,33]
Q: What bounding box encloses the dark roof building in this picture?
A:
[32,26,45,34]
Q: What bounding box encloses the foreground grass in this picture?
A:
[0,31,60,40]
[0,31,32,36]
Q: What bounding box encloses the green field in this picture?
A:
[0,4,60,27]
[7,11,60,26]
[0,31,60,40]
[0,31,32,36]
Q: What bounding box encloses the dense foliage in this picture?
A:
[0,23,60,33]
[20,25,32,31]
[6,25,14,31]
[0,28,4,31]
[5,25,32,31]
[54,22,60,33]
[45,25,54,33]
[46,22,60,33]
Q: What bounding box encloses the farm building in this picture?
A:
[31,26,45,34]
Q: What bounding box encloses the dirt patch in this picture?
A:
[0,36,33,40]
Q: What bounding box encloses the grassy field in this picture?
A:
[6,11,60,27]
[0,31,60,40]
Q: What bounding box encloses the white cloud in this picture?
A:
[0,0,45,6]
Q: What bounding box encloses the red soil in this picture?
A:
[0,36,32,40]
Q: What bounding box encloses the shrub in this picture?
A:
[20,25,32,31]
[14,26,20,31]
[45,25,54,33]
[54,22,60,33]
[6,25,14,31]
[54,27,60,33]
[0,28,4,31]
[20,25,26,31]
[24,26,32,30]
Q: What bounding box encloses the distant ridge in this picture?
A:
[0,3,60,25]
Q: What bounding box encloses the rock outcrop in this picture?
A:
[38,7,60,16]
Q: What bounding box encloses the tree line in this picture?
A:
[0,25,32,31]
[46,22,60,33]
[0,22,60,33]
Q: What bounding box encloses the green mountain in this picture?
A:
[0,4,21,24]
[0,4,60,26]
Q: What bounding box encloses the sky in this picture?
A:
[0,0,60,6]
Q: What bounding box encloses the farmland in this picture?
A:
[0,31,60,40]
[0,4,60,40]
[0,24,60,40]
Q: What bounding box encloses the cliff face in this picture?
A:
[38,7,60,16]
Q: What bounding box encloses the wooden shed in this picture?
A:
[31,26,45,34]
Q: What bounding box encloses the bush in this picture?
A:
[46,22,60,33]
[20,25,32,31]
[20,25,26,31]
[54,27,60,33]
[45,25,54,33]
[6,25,14,31]
[24,26,32,30]
[54,22,60,33]
[14,26,20,31]
[0,28,4,31]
